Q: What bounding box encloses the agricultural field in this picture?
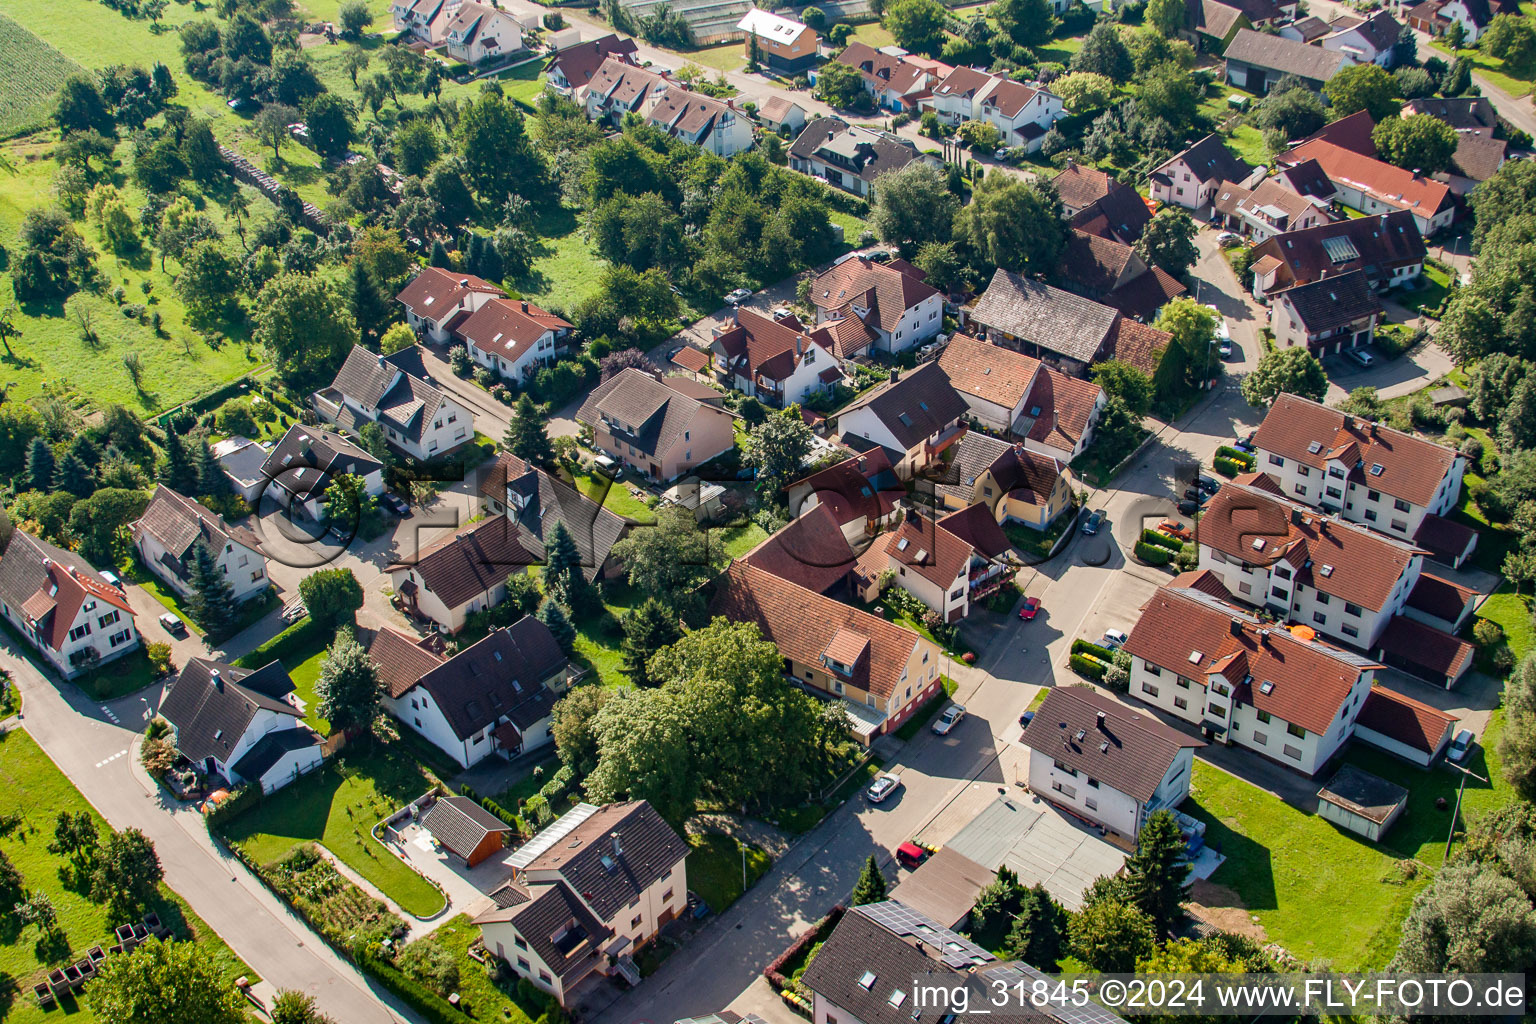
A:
[0,14,84,138]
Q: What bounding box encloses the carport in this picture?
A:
[942,794,1127,911]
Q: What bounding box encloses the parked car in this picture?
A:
[724,288,752,306]
[868,250,893,263]
[1346,348,1375,368]
[867,772,903,803]
[158,613,187,637]
[1101,628,1130,650]
[993,147,1012,161]
[1198,475,1221,494]
[1019,709,1035,728]
[281,600,308,624]
[1218,338,1233,359]
[380,493,411,517]
[98,569,123,590]
[932,704,966,735]
[1158,520,1193,542]
[1448,729,1475,764]
[1233,433,1257,453]
[1019,596,1041,620]
[1177,499,1199,517]
[1082,509,1106,534]
[1216,231,1241,247]
[896,841,928,869]
[1182,487,1206,503]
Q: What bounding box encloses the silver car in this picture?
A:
[867,772,903,803]
[932,704,966,735]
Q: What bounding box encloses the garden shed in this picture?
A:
[1316,764,1408,842]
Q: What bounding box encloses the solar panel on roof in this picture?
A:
[508,802,598,869]
[1322,236,1360,264]
[856,902,992,969]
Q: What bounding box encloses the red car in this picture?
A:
[896,842,928,869]
[1019,597,1040,620]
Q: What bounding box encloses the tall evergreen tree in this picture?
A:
[348,259,390,348]
[195,439,226,496]
[1000,884,1068,969]
[851,854,888,905]
[26,437,55,492]
[1126,809,1192,934]
[621,597,681,687]
[538,599,576,654]
[53,451,95,497]
[185,538,236,634]
[429,238,450,268]
[316,627,382,731]
[158,425,196,493]
[543,520,595,614]
[504,393,554,465]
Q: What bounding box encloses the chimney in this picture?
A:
[1290,507,1303,526]
[211,669,223,690]
[459,278,470,288]
[1095,711,1106,731]
[795,334,803,356]
[1259,629,1271,645]
[827,130,835,141]
[611,831,622,859]
[521,300,529,313]
[1343,415,1354,430]
[1230,617,1243,636]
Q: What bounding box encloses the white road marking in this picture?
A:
[100,705,120,724]
[94,749,128,768]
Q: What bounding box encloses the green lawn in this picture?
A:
[1429,38,1535,97]
[509,204,610,315]
[0,729,253,1024]
[398,914,544,1024]
[566,467,658,523]
[1035,34,1084,64]
[685,833,772,913]
[850,21,897,48]
[1187,761,1432,968]
[488,754,563,814]
[1477,586,1534,664]
[1395,265,1451,317]
[681,41,748,73]
[1225,125,1269,168]
[708,521,768,568]
[220,743,445,917]
[285,633,333,735]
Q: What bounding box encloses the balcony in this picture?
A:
[924,422,967,458]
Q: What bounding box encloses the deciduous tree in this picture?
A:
[1324,62,1401,120]
[1135,208,1199,277]
[299,567,364,626]
[90,828,163,920]
[1241,345,1328,406]
[254,273,359,393]
[870,161,958,255]
[90,936,246,1024]
[1373,113,1458,174]
[952,174,1064,276]
[883,0,949,56]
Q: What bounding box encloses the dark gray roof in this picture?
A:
[1020,685,1202,804]
[159,659,300,766]
[1248,210,1426,290]
[577,369,725,462]
[329,345,452,444]
[521,800,690,922]
[132,485,262,571]
[422,795,513,859]
[261,424,383,500]
[487,882,611,980]
[970,269,1119,364]
[230,726,320,782]
[800,906,982,1024]
[789,117,924,184]
[481,453,630,582]
[838,361,970,450]
[1154,133,1256,188]
[1402,96,1496,130]
[1275,268,1383,333]
[412,617,568,741]
[1224,28,1352,83]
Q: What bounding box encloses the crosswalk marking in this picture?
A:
[99,705,120,724]
[94,749,127,769]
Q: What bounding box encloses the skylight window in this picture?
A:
[913,548,927,561]
[859,972,877,991]
[1320,564,1335,577]
[918,401,929,412]
[1252,538,1266,551]
[1029,405,1042,417]
[1307,441,1323,454]
[890,991,908,1008]
[1370,464,1384,476]
[1259,680,1275,694]
[897,537,909,551]
[898,413,913,427]
[1188,650,1203,664]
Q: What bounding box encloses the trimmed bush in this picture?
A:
[357,952,464,1024]
[1134,541,1174,565]
[1140,528,1182,552]
[233,616,322,669]
[1071,638,1117,661]
[1215,446,1256,467]
[1214,456,1246,478]
[1070,653,1108,680]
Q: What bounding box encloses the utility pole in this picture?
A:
[1444,761,1489,861]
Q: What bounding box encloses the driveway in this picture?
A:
[1321,340,1455,402]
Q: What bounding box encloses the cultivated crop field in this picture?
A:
[0,14,84,138]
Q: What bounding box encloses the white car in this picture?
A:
[932,704,966,735]
[1347,348,1375,368]
[724,288,752,306]
[1447,729,1474,764]
[1216,231,1241,247]
[98,569,123,590]
[867,772,903,803]
[281,600,308,624]
[1101,628,1130,650]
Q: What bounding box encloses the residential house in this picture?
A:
[1182,0,1252,51]
[1251,392,1472,553]
[785,450,904,544]
[1019,686,1202,838]
[0,531,139,679]
[582,57,670,126]
[743,504,860,596]
[934,432,1074,532]
[577,368,737,482]
[1320,10,1406,67]
[645,89,754,157]
[1280,139,1456,236]
[736,9,820,73]
[1149,134,1260,213]
[976,78,1064,154]
[808,255,943,356]
[1401,95,1498,130]
[819,43,946,112]
[479,452,631,581]
[212,437,270,505]
[1058,229,1188,318]
[1443,132,1508,193]
[1269,269,1383,352]
[968,268,1120,376]
[1299,108,1378,156]
[1124,580,1381,775]
[369,616,571,768]
[1282,14,1335,42]
[545,34,640,95]
[1211,178,1335,243]
[1069,183,1156,246]
[1223,28,1355,93]
[457,297,574,383]
[758,95,808,134]
[316,344,474,461]
[1246,210,1426,299]
[471,800,689,1004]
[391,0,459,46]
[387,516,539,633]
[789,117,936,198]
[158,658,322,792]
[712,308,841,407]
[396,266,505,343]
[131,485,269,605]
[865,512,978,623]
[924,66,995,125]
[836,361,969,479]
[1405,0,1506,44]
[669,345,713,381]
[259,425,385,522]
[1099,317,1170,378]
[1351,687,1458,766]
[710,560,945,743]
[444,1,529,64]
[1052,162,1131,219]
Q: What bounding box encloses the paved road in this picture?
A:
[3,647,422,1024]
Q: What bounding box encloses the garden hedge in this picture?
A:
[1140,528,1182,551]
[1215,446,1256,468]
[357,952,465,1024]
[233,616,323,669]
[1214,456,1246,478]
[1134,541,1174,565]
[1071,639,1117,661]
[1070,653,1108,681]
[765,905,845,991]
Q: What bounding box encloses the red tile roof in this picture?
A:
[1283,139,1454,220]
[1169,568,1236,601]
[1051,163,1118,212]
[670,346,710,374]
[1021,686,1202,804]
[1354,686,1456,754]
[547,34,639,91]
[1406,572,1477,625]
[886,514,972,590]
[1126,585,1379,734]
[709,560,928,700]
[395,266,503,319]
[1252,393,1462,507]
[1299,109,1377,158]
[0,531,136,653]
[1100,318,1170,377]
[713,307,835,384]
[937,333,1041,411]
[1414,513,1478,565]
[456,297,571,364]
[388,516,539,610]
[937,503,1012,560]
[1022,368,1103,451]
[789,449,899,528]
[1376,616,1475,681]
[742,504,858,594]
[811,257,939,334]
[368,626,449,698]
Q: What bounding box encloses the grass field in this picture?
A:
[1477,585,1534,664]
[1035,34,1084,65]
[685,833,772,913]
[0,729,252,1024]
[1429,38,1535,98]
[400,915,543,1024]
[568,468,658,523]
[220,744,445,917]
[682,41,749,74]
[283,633,334,735]
[708,521,768,566]
[1396,265,1452,317]
[850,21,898,48]
[0,13,84,138]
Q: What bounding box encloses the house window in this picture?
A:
[1342,623,1359,638]
[1326,486,1342,499]
[1367,489,1380,501]
[1315,592,1329,605]
[1256,710,1272,724]
[1391,519,1408,532]
[1253,731,1267,746]
[1271,586,1288,601]
[1085,797,1098,811]
[1393,498,1411,512]
[109,630,131,648]
[1239,581,1252,595]
[1176,676,1191,689]
[1282,744,1303,760]
[1269,455,1285,467]
[539,972,551,984]
[1174,696,1188,709]
[1051,780,1077,799]
[1145,665,1160,677]
[1345,602,1363,617]
[1297,466,1310,477]
[98,611,118,628]
[1287,722,1306,739]
[1208,702,1227,716]
[518,958,530,971]
[1275,566,1292,581]
[1294,484,1307,497]
[515,937,528,950]
[69,623,91,642]
[1142,682,1160,697]
[1313,612,1327,624]
[631,914,642,928]
[1364,509,1378,521]
[663,889,674,902]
